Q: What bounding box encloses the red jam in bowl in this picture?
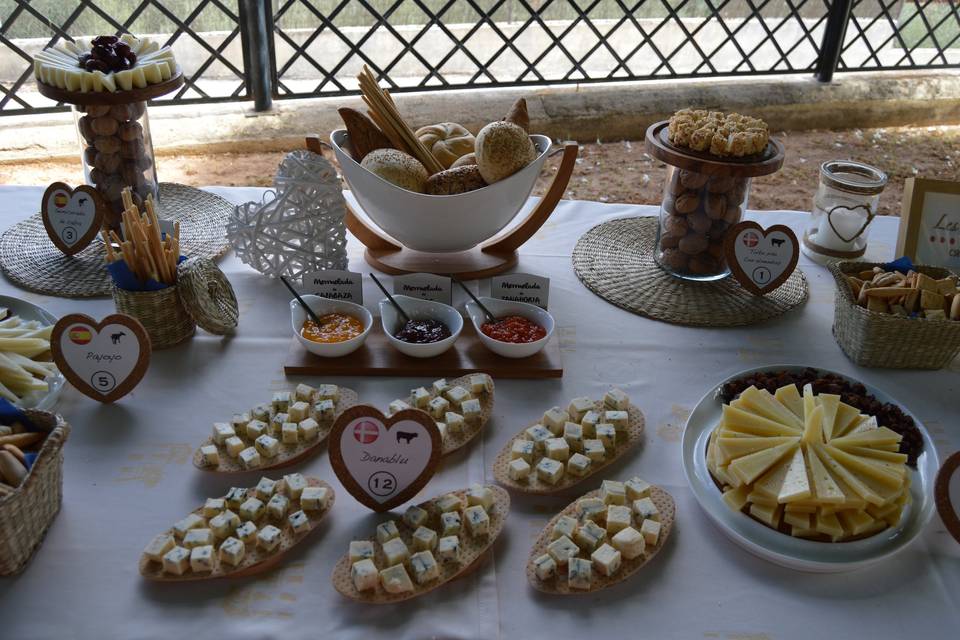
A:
[480,315,546,344]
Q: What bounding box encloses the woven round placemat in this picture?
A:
[572,216,808,327]
[0,183,233,299]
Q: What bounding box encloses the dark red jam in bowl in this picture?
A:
[480,315,546,344]
[394,318,451,344]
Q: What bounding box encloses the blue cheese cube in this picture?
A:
[239,497,265,521]
[203,498,226,518]
[440,511,461,537]
[281,422,299,444]
[444,412,465,434]
[576,498,606,524]
[546,535,579,566]
[225,487,247,509]
[387,399,410,417]
[436,493,464,513]
[403,505,429,529]
[536,458,564,485]
[606,505,633,534]
[299,486,330,511]
[574,520,606,552]
[567,397,595,422]
[376,520,400,543]
[464,505,490,537]
[255,477,277,500]
[257,524,282,552]
[219,537,245,566]
[173,513,206,539]
[545,437,570,462]
[580,411,601,437]
[209,511,238,539]
[444,385,471,408]
[591,543,621,577]
[316,384,339,402]
[272,392,291,413]
[252,403,272,422]
[212,423,235,445]
[382,537,410,566]
[601,480,626,505]
[640,519,661,545]
[238,446,261,469]
[611,526,645,559]
[508,458,531,481]
[567,453,591,477]
[411,387,431,408]
[533,553,556,580]
[461,398,481,423]
[246,420,269,440]
[283,473,308,499]
[562,422,584,452]
[231,412,251,431]
[568,557,592,589]
[595,424,616,449]
[351,558,379,591]
[436,535,460,563]
[270,413,288,435]
[409,550,440,584]
[288,401,310,423]
[288,509,310,534]
[294,383,315,403]
[542,407,568,435]
[432,379,449,396]
[255,434,280,458]
[162,546,190,575]
[604,388,629,411]
[190,545,215,573]
[298,418,320,441]
[468,374,492,395]
[583,439,605,462]
[552,515,578,541]
[412,526,438,551]
[267,493,290,520]
[183,528,214,549]
[236,521,258,545]
[525,425,552,452]
[466,484,494,511]
[143,534,174,563]
[224,436,245,459]
[349,540,375,563]
[313,399,336,422]
[379,564,414,594]
[427,396,449,419]
[511,439,535,463]
[605,410,629,431]
[633,497,659,522]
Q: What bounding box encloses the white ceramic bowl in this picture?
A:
[0,295,64,410]
[682,364,938,573]
[331,129,552,253]
[290,295,373,358]
[379,295,463,359]
[464,297,554,359]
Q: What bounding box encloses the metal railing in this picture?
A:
[1,0,958,116]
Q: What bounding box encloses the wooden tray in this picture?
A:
[284,322,562,378]
[645,120,785,178]
[397,374,494,457]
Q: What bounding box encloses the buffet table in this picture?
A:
[0,186,957,639]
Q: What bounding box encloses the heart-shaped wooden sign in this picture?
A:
[50,313,151,403]
[724,221,800,296]
[41,182,105,256]
[328,405,441,512]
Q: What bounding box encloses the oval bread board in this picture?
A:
[140,477,334,581]
[192,387,358,473]
[331,485,510,603]
[527,484,675,594]
[397,374,495,457]
[494,400,645,494]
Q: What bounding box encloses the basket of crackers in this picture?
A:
[830,260,960,369]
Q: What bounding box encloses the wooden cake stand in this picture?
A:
[307,136,578,280]
[36,72,184,105]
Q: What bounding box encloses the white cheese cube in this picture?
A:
[546,535,579,566]
[283,473,308,499]
[257,524,282,552]
[219,537,245,566]
[246,420,269,440]
[601,480,626,505]
[567,397,594,422]
[545,437,570,462]
[411,387,431,408]
[552,515,578,541]
[224,436,245,459]
[525,425,552,452]
[251,404,271,422]
[183,528,214,549]
[583,439,605,462]
[379,564,414,594]
[511,439,535,463]
[533,553,556,580]
[432,378,449,395]
[143,534,175,563]
[230,412,251,431]
[562,422,584,452]
[299,486,330,511]
[444,385,471,408]
[212,423,235,445]
[255,434,280,458]
[403,505,429,529]
[376,520,400,543]
[410,550,440,584]
[238,446,261,469]
[611,526,645,559]
[316,384,339,402]
[190,545,215,573]
[173,513,206,539]
[270,413,288,436]
[288,510,310,534]
[412,526,438,551]
[298,418,320,441]
[508,458,531,481]
[267,493,290,520]
[580,410,601,437]
[605,410,629,431]
[606,505,632,534]
[466,484,494,511]
[436,422,447,443]
[281,422,299,444]
[272,392,291,413]
[225,487,247,509]
[436,535,460,563]
[427,396,449,419]
[288,401,310,423]
[567,453,591,477]
[203,498,225,518]
[440,511,461,537]
[255,477,277,500]
[351,558,379,591]
[633,497,659,522]
[591,543,621,577]
[574,520,606,552]
[239,497,265,521]
[461,398,482,423]
[349,540,374,563]
[437,493,464,513]
[313,399,336,422]
[542,407,568,435]
[294,383,315,403]
[568,557,592,589]
[162,546,190,575]
[640,519,661,545]
[209,511,237,539]
[469,374,492,395]
[604,388,629,411]
[236,521,258,545]
[464,505,490,537]
[576,498,606,523]
[382,537,410,566]
[536,458,564,485]
[444,412,465,434]
[595,424,616,449]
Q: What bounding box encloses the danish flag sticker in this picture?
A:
[354,420,379,444]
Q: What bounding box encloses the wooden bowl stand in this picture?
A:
[307,136,578,279]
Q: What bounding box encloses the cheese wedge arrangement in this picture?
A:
[192,383,358,472]
[388,373,495,456]
[493,388,645,494]
[706,383,912,541]
[331,484,509,603]
[527,477,675,594]
[140,475,334,581]
[34,35,178,93]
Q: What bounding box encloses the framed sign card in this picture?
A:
[898,178,960,270]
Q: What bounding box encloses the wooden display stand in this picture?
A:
[307,136,578,279]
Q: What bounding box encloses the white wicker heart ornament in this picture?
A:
[227,150,348,279]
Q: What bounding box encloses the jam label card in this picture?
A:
[490,273,550,309]
[50,313,151,403]
[301,270,363,303]
[393,273,452,305]
[41,182,105,256]
[724,222,799,296]
[328,405,441,512]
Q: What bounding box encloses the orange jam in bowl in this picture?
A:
[301,313,365,344]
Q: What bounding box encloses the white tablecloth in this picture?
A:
[0,186,957,640]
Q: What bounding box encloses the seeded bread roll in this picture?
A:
[426,165,487,195]
[475,121,536,184]
[361,148,429,193]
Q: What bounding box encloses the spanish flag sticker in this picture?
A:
[54,192,69,208]
[68,325,92,345]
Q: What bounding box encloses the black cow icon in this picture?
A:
[110,331,126,344]
[771,238,786,248]
[77,197,87,207]
[396,431,418,444]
